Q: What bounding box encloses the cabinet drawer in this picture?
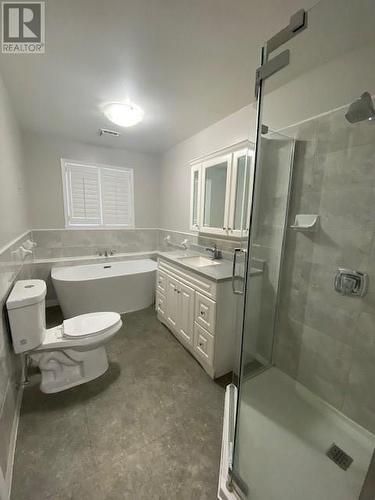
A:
[155,291,166,320]
[156,269,167,295]
[195,292,216,334]
[194,322,214,366]
[158,259,217,300]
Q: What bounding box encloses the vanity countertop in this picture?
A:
[158,250,263,283]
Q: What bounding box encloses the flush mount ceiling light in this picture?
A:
[103,101,144,127]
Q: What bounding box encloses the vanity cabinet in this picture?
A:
[156,258,238,378]
[190,142,254,237]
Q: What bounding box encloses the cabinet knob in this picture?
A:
[200,310,205,316]
[198,342,204,347]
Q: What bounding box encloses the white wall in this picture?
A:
[159,104,257,232]
[23,131,161,229]
[0,75,29,249]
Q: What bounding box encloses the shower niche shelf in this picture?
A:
[291,214,320,232]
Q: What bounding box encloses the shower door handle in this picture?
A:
[232,248,246,295]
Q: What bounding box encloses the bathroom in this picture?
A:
[1,0,375,498]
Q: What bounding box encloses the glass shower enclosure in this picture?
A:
[222,0,375,499]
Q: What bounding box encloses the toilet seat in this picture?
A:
[35,312,123,352]
[63,312,121,339]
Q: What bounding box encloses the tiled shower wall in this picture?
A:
[274,107,375,433]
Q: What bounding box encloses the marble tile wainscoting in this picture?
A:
[31,228,243,262]
[32,229,159,261]
[158,229,243,257]
[31,229,160,304]
[0,232,33,497]
[29,228,245,305]
[274,106,375,433]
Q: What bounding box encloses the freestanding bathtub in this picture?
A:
[51,259,157,318]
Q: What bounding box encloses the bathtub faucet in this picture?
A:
[98,249,117,257]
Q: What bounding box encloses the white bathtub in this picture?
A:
[51,259,157,318]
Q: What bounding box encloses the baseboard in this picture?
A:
[4,384,23,500]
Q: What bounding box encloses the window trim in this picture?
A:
[61,158,135,229]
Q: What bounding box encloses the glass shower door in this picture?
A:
[230,0,375,499]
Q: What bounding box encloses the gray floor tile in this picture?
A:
[11,306,224,500]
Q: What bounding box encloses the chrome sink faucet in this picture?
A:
[205,243,222,260]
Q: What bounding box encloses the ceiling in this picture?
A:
[0,0,318,154]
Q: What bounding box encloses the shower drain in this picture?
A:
[326,443,353,470]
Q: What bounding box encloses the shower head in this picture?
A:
[345,92,375,123]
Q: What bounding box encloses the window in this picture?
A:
[61,159,135,228]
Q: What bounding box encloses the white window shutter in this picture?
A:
[62,159,134,228]
[64,162,101,226]
[101,167,134,227]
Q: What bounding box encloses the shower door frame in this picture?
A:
[227,10,308,497]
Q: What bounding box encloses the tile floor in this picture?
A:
[11,306,225,500]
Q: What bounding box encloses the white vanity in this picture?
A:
[155,140,260,379]
[156,251,259,379]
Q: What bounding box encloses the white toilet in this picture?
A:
[6,279,122,394]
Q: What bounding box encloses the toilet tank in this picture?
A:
[6,280,47,354]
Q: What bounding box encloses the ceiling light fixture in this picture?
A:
[104,101,144,127]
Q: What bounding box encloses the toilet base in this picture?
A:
[31,346,109,393]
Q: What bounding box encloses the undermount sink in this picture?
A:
[177,255,221,267]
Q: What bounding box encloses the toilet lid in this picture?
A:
[63,312,121,338]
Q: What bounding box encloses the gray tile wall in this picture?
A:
[158,229,242,258]
[0,232,31,476]
[274,107,375,433]
[31,229,159,260]
[31,228,243,263]
[29,228,243,303]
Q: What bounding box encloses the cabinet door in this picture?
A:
[201,153,232,234]
[155,291,166,320]
[166,276,179,331]
[228,148,255,237]
[190,164,202,231]
[176,282,194,346]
